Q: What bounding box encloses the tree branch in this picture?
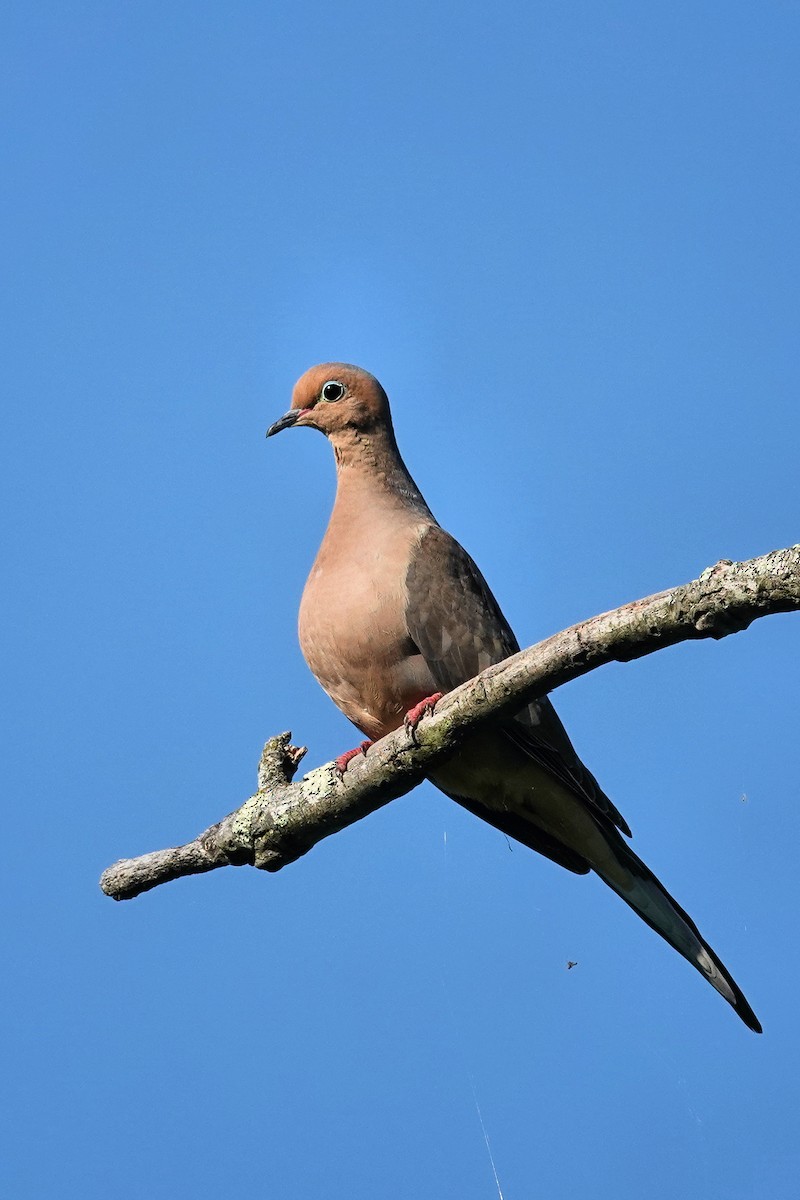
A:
[100,544,799,901]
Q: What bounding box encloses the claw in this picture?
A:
[403,693,443,744]
[334,740,373,777]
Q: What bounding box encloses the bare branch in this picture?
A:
[100,545,799,901]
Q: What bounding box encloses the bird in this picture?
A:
[267,362,761,1033]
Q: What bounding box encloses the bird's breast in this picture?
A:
[298,523,436,740]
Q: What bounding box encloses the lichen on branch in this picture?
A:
[100,545,800,902]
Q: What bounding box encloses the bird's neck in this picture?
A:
[329,425,434,519]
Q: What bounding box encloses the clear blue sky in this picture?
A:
[3,2,798,1197]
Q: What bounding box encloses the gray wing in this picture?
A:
[404,525,763,1033]
[405,524,631,839]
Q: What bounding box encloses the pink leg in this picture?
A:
[403,692,444,743]
[334,740,373,776]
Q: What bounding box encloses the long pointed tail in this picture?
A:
[433,746,761,1032]
[592,827,761,1032]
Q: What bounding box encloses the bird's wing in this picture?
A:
[403,525,762,1033]
[404,524,631,837]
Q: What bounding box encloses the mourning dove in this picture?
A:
[267,362,761,1032]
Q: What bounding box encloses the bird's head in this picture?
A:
[266,363,391,441]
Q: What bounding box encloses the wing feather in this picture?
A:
[404,525,630,837]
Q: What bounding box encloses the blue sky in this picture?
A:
[3,2,798,1196]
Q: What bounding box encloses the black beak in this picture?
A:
[266,410,302,438]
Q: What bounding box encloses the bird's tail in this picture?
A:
[434,744,761,1032]
[591,826,761,1033]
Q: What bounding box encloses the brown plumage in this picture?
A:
[267,362,761,1032]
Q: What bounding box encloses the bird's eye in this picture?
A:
[321,380,345,402]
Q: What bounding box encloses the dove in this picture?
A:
[267,362,760,1032]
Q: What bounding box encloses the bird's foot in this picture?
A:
[334,741,373,776]
[403,693,444,744]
